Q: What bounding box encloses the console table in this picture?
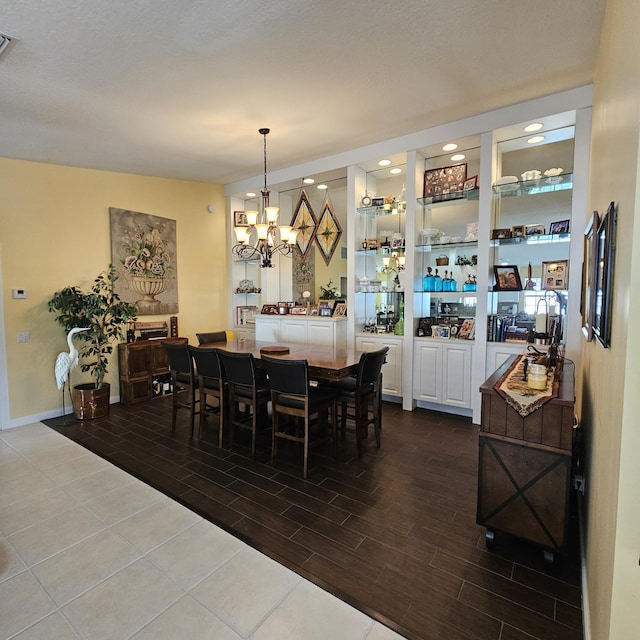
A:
[118,337,187,404]
[476,356,576,563]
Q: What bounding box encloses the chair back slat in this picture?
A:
[357,347,389,386]
[262,356,309,396]
[196,331,227,345]
[163,342,194,374]
[189,346,222,380]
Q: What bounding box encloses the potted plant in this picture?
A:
[48,265,137,419]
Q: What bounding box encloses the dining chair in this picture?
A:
[261,355,338,479]
[217,350,270,460]
[330,347,388,459]
[188,346,225,445]
[162,341,198,437]
[196,330,227,345]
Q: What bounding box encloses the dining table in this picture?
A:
[203,339,364,381]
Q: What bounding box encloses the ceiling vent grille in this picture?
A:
[0,32,17,59]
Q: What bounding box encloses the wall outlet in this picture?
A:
[17,332,29,343]
[12,289,27,299]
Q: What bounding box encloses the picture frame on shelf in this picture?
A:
[318,299,336,312]
[581,211,599,341]
[319,307,333,317]
[333,302,347,317]
[491,228,512,240]
[423,163,467,201]
[309,305,319,316]
[463,175,477,191]
[432,325,451,339]
[550,219,570,234]
[458,319,476,340]
[593,201,617,348]
[290,306,308,315]
[511,225,525,238]
[493,265,523,291]
[260,304,279,315]
[367,238,380,250]
[391,237,405,249]
[525,224,545,236]
[541,259,569,290]
[371,196,385,207]
[233,211,248,226]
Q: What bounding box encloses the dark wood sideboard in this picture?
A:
[476,356,576,564]
[118,337,188,404]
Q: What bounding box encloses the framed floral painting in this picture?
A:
[109,208,178,315]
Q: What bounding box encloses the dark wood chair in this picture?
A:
[262,355,338,479]
[188,346,224,445]
[196,331,227,345]
[217,350,270,460]
[330,347,388,458]
[162,342,198,436]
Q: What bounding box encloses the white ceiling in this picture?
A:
[1,1,606,186]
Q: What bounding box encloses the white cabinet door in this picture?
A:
[442,343,472,408]
[356,336,402,398]
[306,319,337,347]
[255,317,280,342]
[413,341,442,403]
[281,318,308,344]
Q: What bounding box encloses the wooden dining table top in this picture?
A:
[204,339,363,381]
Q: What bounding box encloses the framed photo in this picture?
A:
[423,163,467,201]
[309,305,319,316]
[260,304,279,315]
[525,224,545,236]
[549,219,570,234]
[367,238,380,250]
[318,299,336,311]
[290,306,308,315]
[432,325,451,339]
[391,237,405,249]
[493,265,523,291]
[582,211,599,341]
[333,302,347,317]
[511,225,525,238]
[541,260,569,290]
[463,175,478,191]
[593,202,617,348]
[233,210,248,226]
[319,307,333,317]
[458,319,476,340]
[371,196,385,207]
[491,228,512,240]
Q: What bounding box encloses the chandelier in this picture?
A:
[232,128,298,268]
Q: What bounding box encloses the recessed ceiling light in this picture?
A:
[451,154,465,162]
[303,177,315,184]
[378,159,391,166]
[527,135,545,144]
[245,192,256,198]
[390,167,402,174]
[443,143,458,151]
[317,184,328,190]
[524,123,543,132]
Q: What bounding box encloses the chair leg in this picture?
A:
[303,408,309,479]
[355,394,368,459]
[171,373,178,431]
[218,390,225,449]
[271,408,279,468]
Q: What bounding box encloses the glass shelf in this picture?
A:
[417,188,479,207]
[414,289,478,296]
[490,233,570,247]
[356,202,406,216]
[492,173,573,197]
[415,240,478,251]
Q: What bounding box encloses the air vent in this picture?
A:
[341,247,348,260]
[0,32,17,59]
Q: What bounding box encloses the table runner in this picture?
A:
[493,354,558,417]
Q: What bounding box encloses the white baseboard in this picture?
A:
[577,491,591,640]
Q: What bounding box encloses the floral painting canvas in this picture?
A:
[109,208,178,315]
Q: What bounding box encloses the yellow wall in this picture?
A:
[582,0,640,637]
[0,158,226,424]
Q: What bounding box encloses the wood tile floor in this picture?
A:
[45,398,583,640]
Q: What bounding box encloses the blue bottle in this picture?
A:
[433,269,443,292]
[423,267,434,292]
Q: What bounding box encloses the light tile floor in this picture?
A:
[0,423,403,640]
